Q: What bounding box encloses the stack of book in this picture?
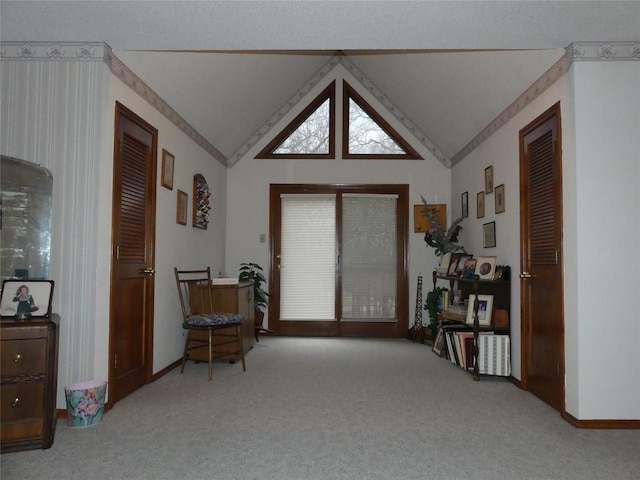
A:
[437,325,510,376]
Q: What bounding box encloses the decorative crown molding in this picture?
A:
[569,42,640,61]
[0,41,111,64]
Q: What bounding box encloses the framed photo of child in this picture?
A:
[0,280,54,318]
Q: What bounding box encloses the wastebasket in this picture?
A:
[64,380,107,428]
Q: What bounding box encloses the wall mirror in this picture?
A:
[1,155,53,281]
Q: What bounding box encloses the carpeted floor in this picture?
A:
[2,337,639,479]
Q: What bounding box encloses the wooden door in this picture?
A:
[109,102,157,404]
[519,102,565,412]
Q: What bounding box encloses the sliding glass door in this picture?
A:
[269,184,408,337]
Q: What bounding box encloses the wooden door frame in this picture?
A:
[268,183,409,337]
[108,101,156,407]
[519,102,564,396]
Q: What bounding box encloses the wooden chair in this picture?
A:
[174,267,246,380]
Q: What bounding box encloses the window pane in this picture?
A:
[280,195,336,320]
[341,195,397,322]
[274,99,330,154]
[348,98,404,155]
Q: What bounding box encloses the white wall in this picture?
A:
[225,65,451,328]
[571,60,640,419]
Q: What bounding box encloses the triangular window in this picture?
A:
[257,82,335,159]
[257,79,421,160]
[343,81,421,159]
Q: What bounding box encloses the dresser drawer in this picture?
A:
[0,339,47,376]
[1,383,45,422]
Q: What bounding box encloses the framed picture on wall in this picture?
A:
[176,190,188,225]
[483,221,496,248]
[477,191,485,218]
[485,165,494,193]
[461,191,468,218]
[495,184,505,213]
[161,149,175,190]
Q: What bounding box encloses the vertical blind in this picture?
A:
[280,195,336,320]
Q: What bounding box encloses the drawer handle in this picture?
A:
[14,353,22,363]
[12,397,20,407]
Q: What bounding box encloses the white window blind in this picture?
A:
[280,195,336,321]
[341,195,397,322]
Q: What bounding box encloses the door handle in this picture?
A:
[139,267,155,276]
[520,271,535,279]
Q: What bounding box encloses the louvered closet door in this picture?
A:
[520,103,564,412]
[110,102,157,404]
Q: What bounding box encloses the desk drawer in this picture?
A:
[1,339,47,376]
[0,383,45,422]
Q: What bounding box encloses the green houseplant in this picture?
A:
[239,262,269,320]
[424,286,447,337]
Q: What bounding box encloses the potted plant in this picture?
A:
[424,286,447,338]
[239,262,269,328]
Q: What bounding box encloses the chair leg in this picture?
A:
[181,329,192,374]
[208,329,213,380]
[237,324,246,371]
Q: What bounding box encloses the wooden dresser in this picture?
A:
[1,314,59,453]
[189,282,255,361]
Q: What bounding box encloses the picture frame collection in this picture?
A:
[443,254,502,281]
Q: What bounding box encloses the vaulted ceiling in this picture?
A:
[2,1,638,166]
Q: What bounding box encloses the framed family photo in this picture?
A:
[0,280,55,317]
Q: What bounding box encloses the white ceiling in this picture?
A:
[2,1,638,164]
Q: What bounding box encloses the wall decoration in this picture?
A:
[461,191,468,218]
[484,165,494,193]
[477,191,485,218]
[161,149,174,190]
[414,203,446,233]
[483,221,496,248]
[495,184,505,213]
[193,174,210,229]
[176,190,188,225]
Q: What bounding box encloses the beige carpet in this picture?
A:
[2,337,639,479]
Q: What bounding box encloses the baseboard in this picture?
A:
[562,412,640,429]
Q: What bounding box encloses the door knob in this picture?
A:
[139,267,155,275]
[520,271,535,279]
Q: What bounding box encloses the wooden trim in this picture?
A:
[562,412,640,429]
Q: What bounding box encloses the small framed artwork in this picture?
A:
[466,294,494,326]
[485,165,494,193]
[477,191,485,218]
[483,221,496,248]
[1,280,55,318]
[161,149,175,190]
[461,258,477,279]
[432,328,447,357]
[476,256,497,280]
[495,184,505,214]
[176,189,188,225]
[414,203,446,233]
[461,192,468,218]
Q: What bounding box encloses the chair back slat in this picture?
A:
[174,267,214,322]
